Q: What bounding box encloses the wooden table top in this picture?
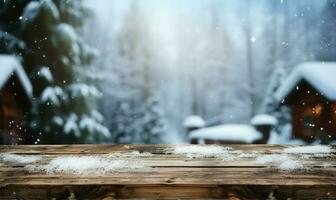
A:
[0,144,335,200]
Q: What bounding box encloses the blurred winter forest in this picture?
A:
[83,0,336,143]
[1,0,336,144]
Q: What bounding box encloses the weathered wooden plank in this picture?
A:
[1,159,335,169]
[1,185,336,200]
[0,144,335,199]
[1,156,335,169]
[0,144,295,154]
[1,167,335,186]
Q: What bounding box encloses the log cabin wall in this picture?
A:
[290,82,336,143]
[0,76,30,144]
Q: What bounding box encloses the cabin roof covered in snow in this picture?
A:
[189,124,262,143]
[275,62,336,102]
[0,55,32,98]
[183,115,205,128]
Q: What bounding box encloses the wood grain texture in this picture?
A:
[0,144,335,199]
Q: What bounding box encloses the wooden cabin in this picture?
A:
[275,62,336,144]
[0,55,32,144]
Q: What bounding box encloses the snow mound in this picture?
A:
[0,153,42,164]
[173,145,231,158]
[190,124,262,143]
[183,115,205,128]
[283,145,333,154]
[170,145,258,160]
[256,154,305,171]
[250,114,278,126]
[253,145,333,171]
[278,160,305,171]
[256,154,291,164]
[26,156,147,175]
[275,62,336,102]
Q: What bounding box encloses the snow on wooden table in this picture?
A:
[0,144,335,199]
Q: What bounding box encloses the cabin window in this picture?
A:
[312,104,322,116]
[300,103,324,140]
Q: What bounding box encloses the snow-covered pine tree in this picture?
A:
[260,66,291,135]
[319,0,336,61]
[118,1,153,104]
[0,0,109,143]
[0,1,27,55]
[110,101,135,144]
[138,96,167,144]
[107,2,158,143]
